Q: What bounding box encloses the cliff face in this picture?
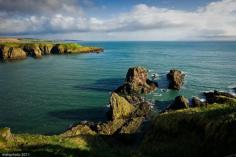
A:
[0,43,103,61]
[0,45,27,60]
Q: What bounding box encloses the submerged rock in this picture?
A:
[115,66,158,95]
[204,90,236,104]
[167,96,189,110]
[167,69,185,90]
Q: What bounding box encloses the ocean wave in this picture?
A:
[152,93,162,97]
[228,84,236,89]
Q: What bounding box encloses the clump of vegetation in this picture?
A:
[141,102,236,157]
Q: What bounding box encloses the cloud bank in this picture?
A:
[0,0,235,40]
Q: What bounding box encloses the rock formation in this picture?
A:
[109,92,135,120]
[0,45,27,60]
[167,95,189,110]
[0,127,12,141]
[191,96,205,107]
[115,67,158,95]
[167,69,185,90]
[0,43,103,61]
[204,90,236,104]
[62,67,154,137]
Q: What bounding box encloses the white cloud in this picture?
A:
[0,0,236,40]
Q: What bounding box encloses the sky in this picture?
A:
[0,0,236,41]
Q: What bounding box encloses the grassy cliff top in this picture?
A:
[0,42,82,48]
[1,102,235,157]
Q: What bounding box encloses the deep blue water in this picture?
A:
[0,41,235,134]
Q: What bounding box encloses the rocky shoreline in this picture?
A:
[0,42,104,61]
[0,66,236,157]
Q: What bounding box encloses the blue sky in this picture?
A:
[0,0,235,41]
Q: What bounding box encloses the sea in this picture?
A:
[0,41,235,134]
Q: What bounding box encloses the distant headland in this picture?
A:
[0,37,103,61]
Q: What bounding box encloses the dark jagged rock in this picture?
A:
[131,101,152,118]
[191,96,205,107]
[115,66,158,95]
[167,69,185,90]
[233,87,236,93]
[167,96,189,110]
[97,119,126,135]
[204,90,236,104]
[119,117,145,134]
[23,45,43,58]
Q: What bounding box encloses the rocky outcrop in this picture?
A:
[108,93,135,120]
[0,45,27,60]
[0,127,12,141]
[204,90,236,104]
[62,67,155,136]
[115,66,158,95]
[167,96,189,110]
[167,69,185,90]
[0,43,103,61]
[191,96,205,107]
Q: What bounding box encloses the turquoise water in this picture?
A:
[0,41,235,134]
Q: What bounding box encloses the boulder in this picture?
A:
[109,92,135,120]
[167,96,189,110]
[233,87,236,93]
[0,127,12,141]
[115,67,158,95]
[204,90,236,104]
[167,69,185,90]
[191,96,205,107]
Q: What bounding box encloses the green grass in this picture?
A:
[59,43,82,49]
[1,102,236,157]
[141,102,236,157]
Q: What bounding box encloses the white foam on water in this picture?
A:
[200,98,206,102]
[228,84,236,89]
[153,93,162,97]
[229,92,236,96]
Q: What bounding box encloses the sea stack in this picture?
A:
[115,66,158,95]
[167,69,185,90]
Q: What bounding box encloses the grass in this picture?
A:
[1,102,235,157]
[141,102,236,157]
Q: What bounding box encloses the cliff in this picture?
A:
[0,67,235,157]
[0,43,103,61]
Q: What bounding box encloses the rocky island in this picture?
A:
[0,66,236,157]
[0,38,103,61]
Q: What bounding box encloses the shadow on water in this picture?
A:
[155,73,169,89]
[154,100,172,111]
[73,78,124,92]
[48,107,107,122]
